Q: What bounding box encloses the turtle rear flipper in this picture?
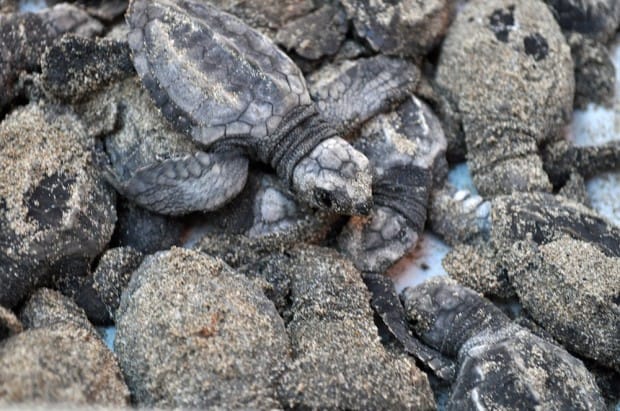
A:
[104,152,248,216]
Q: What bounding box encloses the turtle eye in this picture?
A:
[314,188,333,209]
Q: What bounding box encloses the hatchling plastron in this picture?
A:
[120,0,372,216]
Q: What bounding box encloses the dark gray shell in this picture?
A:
[450,324,606,411]
[340,0,454,58]
[275,3,348,60]
[126,0,312,145]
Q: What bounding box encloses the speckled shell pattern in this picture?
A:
[126,0,313,148]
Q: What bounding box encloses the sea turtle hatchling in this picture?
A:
[431,189,620,370]
[112,0,372,216]
[435,0,575,196]
[401,277,606,411]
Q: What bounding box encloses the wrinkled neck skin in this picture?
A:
[214,104,373,215]
[372,165,430,231]
[465,120,552,196]
[261,104,337,184]
[419,287,510,357]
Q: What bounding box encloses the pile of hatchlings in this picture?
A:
[1,0,619,409]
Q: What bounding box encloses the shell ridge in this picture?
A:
[126,0,311,147]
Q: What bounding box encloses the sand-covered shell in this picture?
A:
[432,189,620,372]
[0,289,129,406]
[262,246,436,410]
[0,4,103,111]
[402,278,606,411]
[0,103,116,308]
[435,0,574,196]
[114,247,290,408]
[41,34,134,103]
[505,237,620,371]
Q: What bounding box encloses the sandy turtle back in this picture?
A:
[126,0,312,146]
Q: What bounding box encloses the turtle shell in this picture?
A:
[126,0,312,146]
[450,325,605,411]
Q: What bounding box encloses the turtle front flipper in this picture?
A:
[363,273,457,382]
[104,152,248,216]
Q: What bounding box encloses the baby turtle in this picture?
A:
[338,95,447,274]
[401,277,606,411]
[435,0,575,196]
[433,189,620,370]
[119,0,372,216]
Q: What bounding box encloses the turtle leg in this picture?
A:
[543,139,620,184]
[103,152,249,216]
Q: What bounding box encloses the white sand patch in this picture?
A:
[570,40,620,226]
[390,232,452,294]
[98,325,116,352]
[448,162,479,194]
[19,0,47,12]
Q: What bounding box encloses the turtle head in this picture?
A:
[401,277,510,356]
[293,137,373,215]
